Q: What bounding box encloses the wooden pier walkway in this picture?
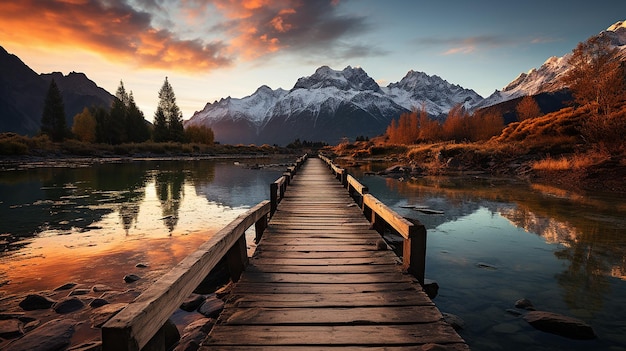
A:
[199,157,468,350]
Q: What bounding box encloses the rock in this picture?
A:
[423,279,439,299]
[523,311,596,339]
[0,319,22,338]
[180,294,205,312]
[68,288,91,296]
[91,284,112,293]
[515,298,535,311]
[6,318,75,351]
[476,262,497,270]
[197,295,224,318]
[442,312,465,331]
[90,303,127,328]
[54,282,78,291]
[52,297,85,314]
[19,294,55,311]
[22,319,40,333]
[214,282,233,299]
[89,298,109,308]
[135,263,149,268]
[174,318,215,351]
[123,274,141,283]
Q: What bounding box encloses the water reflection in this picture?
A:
[352,172,626,350]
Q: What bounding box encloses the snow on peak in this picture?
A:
[292,65,381,92]
[607,20,626,32]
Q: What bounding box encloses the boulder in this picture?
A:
[0,319,22,338]
[89,298,110,308]
[53,297,85,314]
[19,294,55,311]
[180,294,205,312]
[515,298,535,311]
[523,311,596,339]
[6,319,75,351]
[91,284,112,293]
[123,274,141,283]
[68,288,91,296]
[197,295,224,318]
[173,318,215,351]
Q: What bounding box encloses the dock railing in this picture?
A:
[319,154,427,285]
[101,155,307,351]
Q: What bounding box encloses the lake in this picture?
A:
[1,157,625,350]
[344,161,626,351]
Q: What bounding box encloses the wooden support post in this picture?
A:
[270,182,278,216]
[283,172,291,185]
[340,170,348,188]
[254,213,267,244]
[403,224,427,285]
[226,234,248,283]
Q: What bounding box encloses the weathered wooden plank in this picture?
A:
[227,291,434,308]
[221,306,442,325]
[204,324,465,346]
[252,245,380,252]
[247,264,401,274]
[230,282,419,295]
[249,257,399,266]
[252,250,396,259]
[239,272,414,284]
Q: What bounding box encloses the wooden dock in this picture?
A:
[199,157,468,350]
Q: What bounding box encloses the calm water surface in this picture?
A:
[346,162,626,351]
[1,158,625,350]
[0,158,287,296]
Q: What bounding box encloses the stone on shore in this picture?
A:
[180,294,205,312]
[197,295,224,318]
[54,282,78,291]
[515,298,535,311]
[6,319,75,351]
[0,319,22,338]
[523,311,596,339]
[173,318,215,351]
[19,294,56,311]
[89,298,110,308]
[53,297,85,314]
[423,279,439,299]
[442,312,465,331]
[123,274,141,283]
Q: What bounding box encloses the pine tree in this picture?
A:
[108,81,129,144]
[126,92,151,142]
[41,79,68,142]
[154,77,184,142]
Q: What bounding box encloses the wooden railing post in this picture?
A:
[270,182,278,216]
[254,213,268,244]
[226,235,248,283]
[403,224,427,285]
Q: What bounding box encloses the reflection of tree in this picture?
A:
[554,223,611,314]
[155,165,186,233]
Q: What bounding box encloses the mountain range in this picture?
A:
[0,46,113,136]
[1,20,625,144]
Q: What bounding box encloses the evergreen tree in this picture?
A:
[108,81,129,144]
[41,79,68,141]
[127,92,151,142]
[154,77,184,142]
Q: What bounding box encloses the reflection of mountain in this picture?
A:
[193,162,283,208]
[499,207,577,245]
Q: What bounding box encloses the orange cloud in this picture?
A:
[0,1,231,72]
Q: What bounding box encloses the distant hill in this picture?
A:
[0,46,114,136]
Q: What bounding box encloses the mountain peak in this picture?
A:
[293,65,381,92]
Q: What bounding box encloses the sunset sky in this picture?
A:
[1,0,625,120]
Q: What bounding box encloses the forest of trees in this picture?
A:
[39,78,214,145]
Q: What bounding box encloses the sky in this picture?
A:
[1,0,625,121]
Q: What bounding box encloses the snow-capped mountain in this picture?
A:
[186,66,481,145]
[478,21,626,109]
[384,70,483,116]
